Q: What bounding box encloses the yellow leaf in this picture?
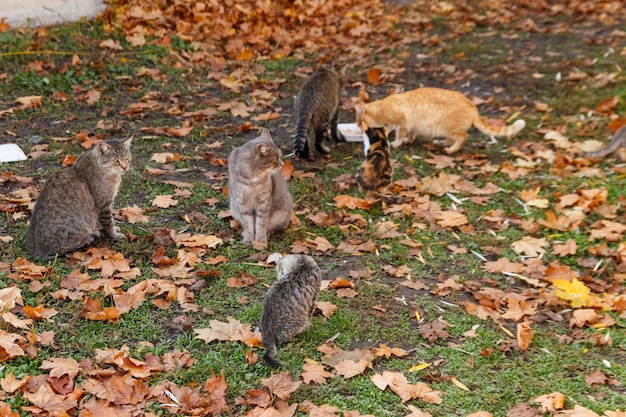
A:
[449,376,470,391]
[553,277,590,308]
[408,363,431,372]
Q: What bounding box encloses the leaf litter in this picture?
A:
[0,0,626,416]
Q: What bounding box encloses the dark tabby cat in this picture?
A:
[356,127,393,196]
[260,253,322,368]
[228,129,293,251]
[293,62,346,159]
[26,137,132,260]
[584,125,626,161]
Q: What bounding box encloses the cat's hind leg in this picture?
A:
[437,131,468,154]
[262,333,282,368]
[314,126,332,155]
[330,108,344,142]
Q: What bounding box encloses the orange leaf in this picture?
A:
[367,68,382,85]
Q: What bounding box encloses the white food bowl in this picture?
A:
[338,123,366,142]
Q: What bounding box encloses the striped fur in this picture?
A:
[293,63,345,159]
[260,254,322,368]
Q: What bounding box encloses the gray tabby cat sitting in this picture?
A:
[260,253,322,368]
[228,129,293,251]
[26,137,132,261]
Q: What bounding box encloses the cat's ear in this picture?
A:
[123,135,134,148]
[260,128,273,143]
[355,103,365,119]
[257,143,271,156]
[339,64,348,78]
[96,141,111,155]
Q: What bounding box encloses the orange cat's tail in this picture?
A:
[473,118,526,138]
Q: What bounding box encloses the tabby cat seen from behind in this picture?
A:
[355,87,526,154]
[584,125,626,161]
[293,62,345,159]
[26,137,132,261]
[260,253,322,368]
[356,126,393,196]
[228,129,293,251]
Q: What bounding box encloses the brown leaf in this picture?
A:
[483,257,525,274]
[516,321,534,351]
[302,358,334,385]
[260,371,302,400]
[315,301,337,318]
[194,316,262,347]
[419,319,450,342]
[333,195,374,210]
[531,392,566,412]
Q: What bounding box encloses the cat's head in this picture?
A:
[248,129,284,172]
[355,103,376,131]
[275,254,317,279]
[95,136,132,174]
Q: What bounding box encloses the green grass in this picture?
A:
[1,7,625,417]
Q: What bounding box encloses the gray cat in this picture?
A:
[293,62,346,159]
[260,253,322,368]
[26,137,132,260]
[228,129,293,251]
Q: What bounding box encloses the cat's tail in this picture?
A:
[262,333,282,368]
[473,117,526,138]
[293,109,312,159]
[584,126,626,159]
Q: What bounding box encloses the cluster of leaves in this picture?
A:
[1,0,626,416]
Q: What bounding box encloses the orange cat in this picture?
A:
[355,87,526,154]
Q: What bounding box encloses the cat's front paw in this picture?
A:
[252,240,268,251]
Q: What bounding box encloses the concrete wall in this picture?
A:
[0,0,106,28]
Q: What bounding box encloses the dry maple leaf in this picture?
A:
[516,321,534,351]
[551,239,577,257]
[194,316,262,347]
[119,204,150,224]
[304,236,335,252]
[371,343,408,359]
[370,371,442,404]
[0,331,25,361]
[0,372,30,394]
[302,358,334,385]
[436,210,468,228]
[152,194,178,209]
[483,257,524,274]
[419,320,450,342]
[315,301,337,318]
[552,277,590,308]
[511,236,549,258]
[79,297,121,323]
[0,287,23,311]
[333,195,374,210]
[531,392,566,413]
[23,304,58,321]
[40,357,81,379]
[260,371,302,400]
[334,359,371,379]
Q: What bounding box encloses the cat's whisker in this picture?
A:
[283,152,296,159]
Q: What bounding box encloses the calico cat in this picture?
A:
[293,62,346,159]
[355,87,526,154]
[26,137,132,261]
[228,129,293,250]
[584,125,626,161]
[356,126,393,195]
[260,253,322,368]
